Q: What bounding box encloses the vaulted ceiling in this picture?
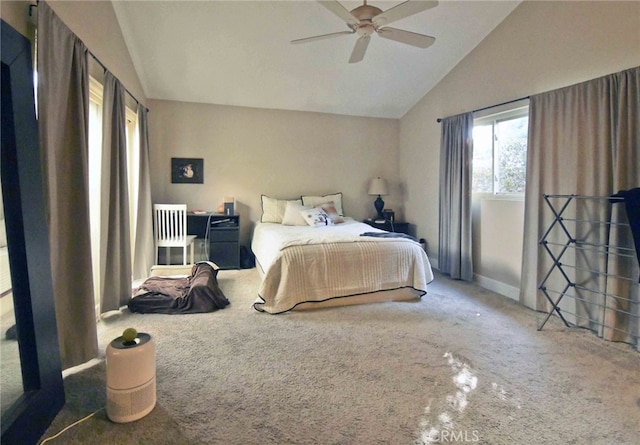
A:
[112,1,521,118]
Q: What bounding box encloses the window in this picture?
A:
[472,107,528,195]
[88,76,103,316]
[88,76,139,316]
[126,104,140,260]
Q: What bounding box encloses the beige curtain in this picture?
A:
[37,1,98,368]
[521,67,640,349]
[132,105,154,280]
[438,113,474,281]
[100,72,132,312]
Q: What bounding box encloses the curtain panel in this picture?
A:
[132,105,154,281]
[100,73,133,312]
[37,1,98,368]
[438,112,474,281]
[521,66,640,349]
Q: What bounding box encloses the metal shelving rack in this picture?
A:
[537,194,639,341]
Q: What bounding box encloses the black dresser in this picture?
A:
[188,213,240,269]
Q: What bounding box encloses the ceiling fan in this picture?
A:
[292,0,438,63]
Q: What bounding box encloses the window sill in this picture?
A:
[472,192,524,202]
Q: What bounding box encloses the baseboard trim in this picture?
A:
[473,273,520,301]
[428,260,520,302]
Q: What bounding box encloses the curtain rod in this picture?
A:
[88,52,149,112]
[29,2,149,112]
[436,95,529,123]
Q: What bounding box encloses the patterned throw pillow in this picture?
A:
[301,193,344,216]
[317,201,345,224]
[299,207,329,227]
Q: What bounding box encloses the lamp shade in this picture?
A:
[368,177,388,196]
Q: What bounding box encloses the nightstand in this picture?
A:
[362,219,410,235]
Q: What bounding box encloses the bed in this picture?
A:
[252,194,434,314]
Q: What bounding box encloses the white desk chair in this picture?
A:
[153,204,197,265]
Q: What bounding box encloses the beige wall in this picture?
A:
[0,1,32,37]
[0,0,145,105]
[47,0,146,104]
[399,1,640,294]
[148,100,400,245]
[472,198,524,297]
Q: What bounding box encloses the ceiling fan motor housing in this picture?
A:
[350,4,383,36]
[350,4,383,21]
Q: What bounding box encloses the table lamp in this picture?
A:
[368,177,388,222]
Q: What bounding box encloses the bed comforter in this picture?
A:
[251,219,434,313]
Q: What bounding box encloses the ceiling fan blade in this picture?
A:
[291,30,355,45]
[372,1,439,27]
[377,27,435,48]
[318,1,360,27]
[349,35,371,64]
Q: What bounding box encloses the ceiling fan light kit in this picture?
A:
[292,0,438,63]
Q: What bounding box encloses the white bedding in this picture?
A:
[251,218,434,313]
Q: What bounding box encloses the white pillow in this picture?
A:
[261,195,302,223]
[302,192,344,216]
[282,202,310,226]
[299,207,329,227]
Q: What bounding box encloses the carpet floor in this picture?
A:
[38,268,639,444]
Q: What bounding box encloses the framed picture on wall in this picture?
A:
[171,157,203,184]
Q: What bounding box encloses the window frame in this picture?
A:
[472,105,529,199]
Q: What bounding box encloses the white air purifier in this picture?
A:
[106,331,156,423]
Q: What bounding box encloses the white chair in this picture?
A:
[153,204,197,265]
